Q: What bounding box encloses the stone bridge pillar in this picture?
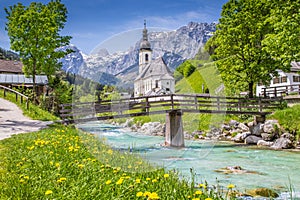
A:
[165,109,185,147]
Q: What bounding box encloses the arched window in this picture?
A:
[145,54,149,62]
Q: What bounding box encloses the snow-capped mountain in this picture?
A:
[60,22,216,86]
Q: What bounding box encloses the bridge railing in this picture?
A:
[0,85,29,109]
[59,94,283,124]
[261,84,300,97]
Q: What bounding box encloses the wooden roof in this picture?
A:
[0,60,23,74]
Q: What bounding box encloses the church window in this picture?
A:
[166,88,170,91]
[155,80,159,88]
[167,82,169,85]
[145,54,149,62]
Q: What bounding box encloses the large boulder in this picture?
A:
[246,188,279,198]
[250,123,263,136]
[245,135,262,145]
[238,123,249,132]
[232,132,251,143]
[257,140,274,147]
[271,138,294,149]
[261,133,274,141]
[263,120,280,134]
[140,122,165,136]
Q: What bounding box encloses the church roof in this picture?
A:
[135,57,174,81]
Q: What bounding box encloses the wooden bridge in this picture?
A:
[60,94,283,147]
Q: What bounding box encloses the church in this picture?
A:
[134,21,175,97]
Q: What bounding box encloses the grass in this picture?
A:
[0,90,58,121]
[269,104,300,139]
[0,124,232,199]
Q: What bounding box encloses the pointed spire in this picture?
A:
[143,19,148,41]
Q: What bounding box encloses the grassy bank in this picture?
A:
[0,91,58,121]
[0,124,234,199]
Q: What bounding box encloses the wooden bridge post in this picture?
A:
[165,109,184,147]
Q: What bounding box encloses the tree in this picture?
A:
[5,0,72,102]
[206,0,300,97]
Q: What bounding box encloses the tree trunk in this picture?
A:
[32,60,37,104]
[248,81,254,98]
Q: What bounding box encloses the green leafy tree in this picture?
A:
[206,0,300,97]
[5,0,72,102]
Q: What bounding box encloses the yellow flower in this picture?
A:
[194,190,202,195]
[116,178,124,185]
[146,177,151,181]
[152,179,158,183]
[199,183,207,189]
[192,198,200,200]
[45,190,53,195]
[136,192,143,197]
[57,177,67,183]
[227,184,235,189]
[163,174,169,178]
[105,180,112,185]
[78,164,84,169]
[143,191,151,197]
[135,179,141,183]
[205,198,213,200]
[19,179,25,183]
[55,163,60,168]
[149,192,160,199]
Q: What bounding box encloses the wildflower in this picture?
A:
[146,177,151,181]
[57,177,67,183]
[163,174,169,178]
[199,183,207,189]
[227,184,235,189]
[55,163,60,168]
[143,191,151,197]
[192,198,200,200]
[27,145,35,151]
[19,179,25,183]
[135,179,141,183]
[45,190,53,195]
[149,192,160,199]
[116,178,124,185]
[194,190,202,195]
[128,165,132,169]
[78,164,84,169]
[24,175,29,180]
[205,198,213,200]
[136,192,143,197]
[107,149,113,155]
[152,179,158,183]
[105,180,112,185]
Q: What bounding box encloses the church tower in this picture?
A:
[139,20,152,73]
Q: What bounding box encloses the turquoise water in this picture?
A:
[78,122,300,194]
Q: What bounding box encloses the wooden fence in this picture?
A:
[0,85,29,109]
[261,84,300,97]
[59,94,283,124]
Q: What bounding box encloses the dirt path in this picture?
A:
[0,98,52,140]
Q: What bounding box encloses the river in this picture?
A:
[78,121,300,198]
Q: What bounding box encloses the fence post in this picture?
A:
[217,97,220,111]
[4,89,6,97]
[15,93,18,101]
[145,97,149,113]
[258,98,262,112]
[274,87,277,97]
[171,94,174,110]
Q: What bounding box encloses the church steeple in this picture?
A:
[139,20,152,73]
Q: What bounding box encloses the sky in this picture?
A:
[0,0,228,55]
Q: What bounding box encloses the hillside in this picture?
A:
[175,60,223,95]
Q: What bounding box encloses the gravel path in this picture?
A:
[0,98,52,140]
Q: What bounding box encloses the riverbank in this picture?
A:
[78,121,300,199]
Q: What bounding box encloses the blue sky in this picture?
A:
[0,0,227,54]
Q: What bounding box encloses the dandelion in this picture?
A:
[135,179,141,183]
[78,164,84,169]
[136,192,143,197]
[199,183,207,189]
[149,192,160,199]
[55,163,60,168]
[19,179,25,183]
[152,179,158,183]
[192,198,200,200]
[164,174,169,178]
[146,177,151,181]
[116,178,124,185]
[143,191,151,197]
[194,190,202,195]
[45,190,53,195]
[57,177,67,183]
[105,180,112,185]
[227,184,235,189]
[205,198,213,200]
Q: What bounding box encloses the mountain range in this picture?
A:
[59,22,216,88]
